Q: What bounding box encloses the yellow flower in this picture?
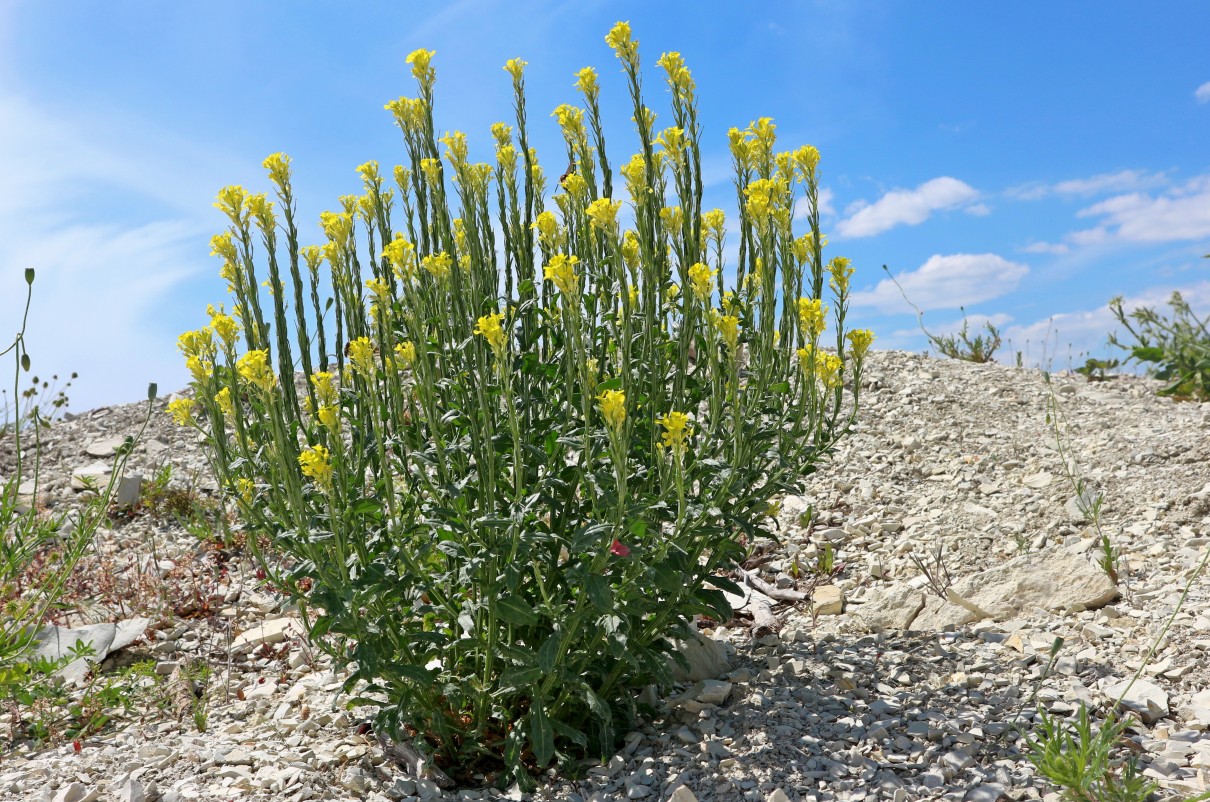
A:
[210,312,240,349]
[491,122,512,148]
[178,328,214,359]
[702,209,725,245]
[597,389,626,431]
[711,310,740,352]
[439,131,469,168]
[214,185,248,225]
[318,405,339,430]
[621,230,641,269]
[660,205,683,234]
[422,251,453,279]
[544,253,580,297]
[356,160,380,185]
[319,210,354,244]
[728,128,752,170]
[167,398,195,426]
[385,97,427,134]
[585,197,622,232]
[382,236,417,280]
[552,104,585,135]
[620,152,648,196]
[311,371,338,406]
[560,172,588,199]
[394,341,417,366]
[657,411,692,454]
[668,283,680,300]
[496,143,517,174]
[474,311,507,354]
[503,57,527,81]
[574,66,599,98]
[846,329,875,359]
[744,178,780,222]
[531,211,560,248]
[656,126,686,157]
[798,346,843,389]
[186,355,213,383]
[237,349,276,392]
[348,337,376,377]
[366,277,391,309]
[236,477,254,505]
[605,21,638,63]
[795,145,821,179]
[263,152,291,188]
[797,297,828,339]
[827,256,854,294]
[215,386,234,417]
[687,263,715,301]
[298,444,332,489]
[655,52,694,96]
[406,48,436,84]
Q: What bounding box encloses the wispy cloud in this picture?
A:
[1021,241,1069,255]
[1002,280,1210,367]
[1006,169,1169,201]
[793,187,835,220]
[1070,174,1210,243]
[850,253,1029,313]
[0,88,235,410]
[1196,81,1210,104]
[836,177,980,238]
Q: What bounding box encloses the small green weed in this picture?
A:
[1109,291,1210,400]
[881,265,1001,362]
[1074,357,1121,382]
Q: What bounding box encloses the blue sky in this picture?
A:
[2,1,1208,411]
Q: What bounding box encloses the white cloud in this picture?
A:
[1007,169,1169,201]
[849,253,1029,313]
[965,203,991,216]
[1073,175,1210,242]
[836,177,980,238]
[1001,280,1210,369]
[793,186,835,220]
[0,89,237,411]
[1021,241,1070,255]
[1196,81,1210,103]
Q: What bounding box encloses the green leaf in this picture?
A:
[537,631,561,673]
[495,595,539,626]
[529,699,554,767]
[584,575,612,611]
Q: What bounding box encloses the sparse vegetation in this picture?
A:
[1109,291,1210,400]
[881,265,1002,362]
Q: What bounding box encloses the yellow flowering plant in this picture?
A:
[176,23,871,789]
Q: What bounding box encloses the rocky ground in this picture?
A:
[2,349,1209,802]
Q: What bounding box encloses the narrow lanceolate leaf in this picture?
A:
[537,631,561,673]
[529,699,554,767]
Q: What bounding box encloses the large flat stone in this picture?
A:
[852,548,1117,632]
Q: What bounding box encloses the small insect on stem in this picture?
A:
[559,159,576,187]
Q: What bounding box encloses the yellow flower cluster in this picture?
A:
[574,66,599,100]
[827,256,854,295]
[384,96,427,135]
[394,341,417,368]
[621,230,640,269]
[657,411,692,454]
[797,297,829,339]
[167,397,195,426]
[660,205,683,233]
[263,152,291,189]
[655,51,694,97]
[215,386,234,417]
[532,211,560,249]
[382,236,417,281]
[744,178,785,223]
[586,197,622,232]
[597,389,626,431]
[846,329,875,359]
[348,337,376,377]
[687,263,715,301]
[474,312,507,354]
[235,477,254,505]
[605,21,638,65]
[311,371,340,429]
[422,251,452,279]
[237,349,276,392]
[798,346,844,389]
[544,253,580,297]
[208,309,240,349]
[503,57,527,81]
[702,209,725,247]
[406,48,436,86]
[298,444,332,489]
[710,310,740,352]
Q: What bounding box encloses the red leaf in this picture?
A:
[609,539,630,557]
[72,740,82,754]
